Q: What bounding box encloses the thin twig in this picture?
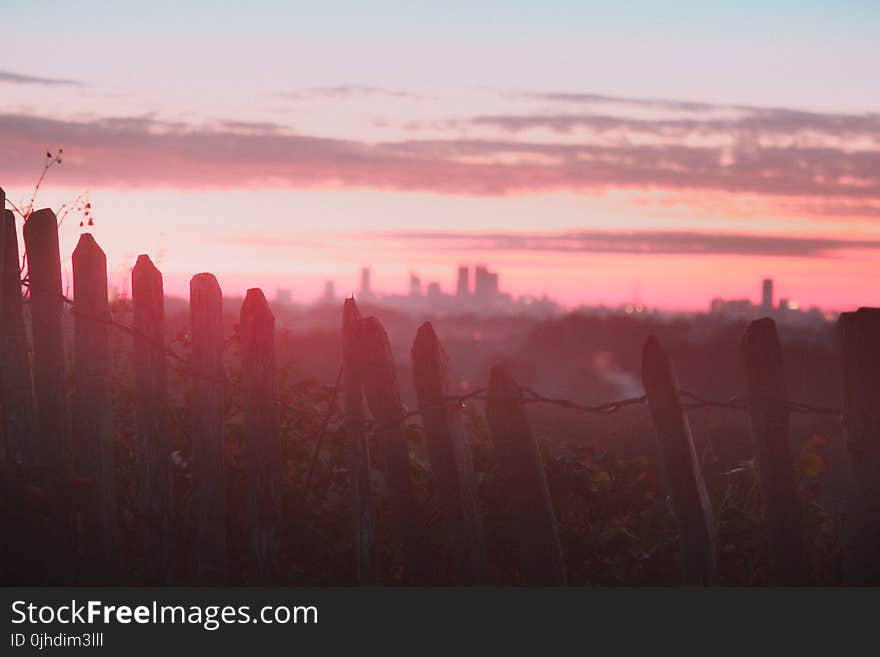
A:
[299,365,344,507]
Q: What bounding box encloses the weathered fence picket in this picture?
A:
[742,318,805,584]
[0,189,4,314]
[342,298,377,584]
[22,208,75,583]
[190,273,227,583]
[72,233,117,580]
[240,288,281,584]
[358,315,431,584]
[0,208,35,470]
[837,307,880,585]
[132,254,170,584]
[411,321,486,584]
[642,336,716,585]
[22,208,71,475]
[485,365,566,585]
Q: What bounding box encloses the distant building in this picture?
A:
[474,265,499,303]
[709,297,755,321]
[426,282,442,298]
[705,279,827,327]
[761,278,774,314]
[409,273,422,297]
[456,266,470,297]
[359,267,372,298]
[322,280,336,303]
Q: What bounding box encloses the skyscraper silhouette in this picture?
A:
[761,278,774,314]
[456,266,469,298]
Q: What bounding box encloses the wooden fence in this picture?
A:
[1,209,878,585]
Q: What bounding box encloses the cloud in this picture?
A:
[369,230,880,258]
[0,70,82,87]
[281,85,423,101]
[463,109,880,142]
[524,91,719,113]
[0,111,878,218]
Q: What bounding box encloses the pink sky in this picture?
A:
[1,4,879,312]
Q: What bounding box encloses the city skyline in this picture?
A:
[270,263,830,324]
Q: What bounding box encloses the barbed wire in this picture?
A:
[679,391,749,412]
[520,387,647,415]
[23,280,339,422]
[13,272,851,510]
[678,390,843,416]
[18,278,845,441]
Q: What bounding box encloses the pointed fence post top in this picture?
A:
[743,317,780,350]
[837,306,880,412]
[743,317,783,361]
[73,233,106,262]
[133,253,160,276]
[132,254,164,297]
[838,306,880,329]
[838,307,880,355]
[412,321,449,397]
[22,207,57,237]
[131,254,164,325]
[343,295,361,319]
[412,321,445,372]
[837,307,880,378]
[342,296,361,331]
[240,289,275,359]
[190,272,222,302]
[413,321,440,354]
[241,287,273,322]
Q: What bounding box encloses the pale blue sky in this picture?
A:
[4,1,879,110]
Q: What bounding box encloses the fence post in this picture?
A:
[22,208,71,476]
[342,298,377,584]
[358,315,431,584]
[642,336,716,585]
[240,288,281,583]
[411,321,486,584]
[485,365,566,585]
[22,208,74,583]
[72,233,117,580]
[132,254,170,584]
[190,273,227,584]
[742,318,805,584]
[1,209,35,470]
[837,307,880,585]
[0,188,4,333]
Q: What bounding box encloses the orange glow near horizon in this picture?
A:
[4,183,878,313]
